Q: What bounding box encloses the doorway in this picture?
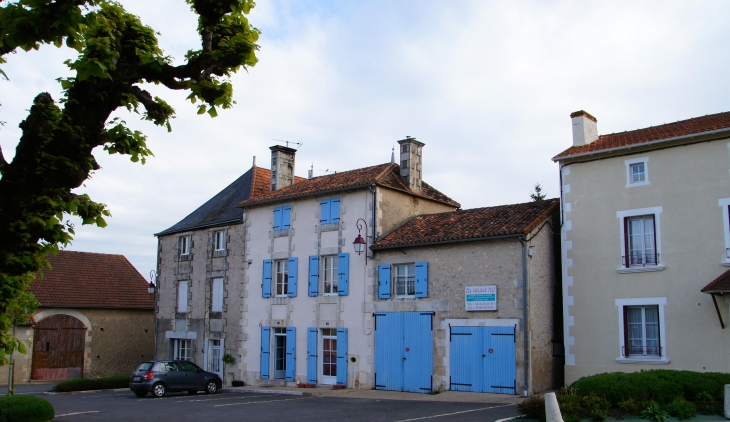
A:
[321,328,337,385]
[32,314,86,381]
[207,339,223,379]
[273,328,286,379]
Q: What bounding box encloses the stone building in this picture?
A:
[0,251,154,384]
[370,199,562,394]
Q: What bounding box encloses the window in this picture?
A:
[273,205,292,231]
[321,255,338,295]
[617,207,663,273]
[173,339,191,361]
[275,260,289,296]
[626,215,656,267]
[720,198,730,265]
[320,198,341,224]
[625,157,649,187]
[180,236,190,255]
[615,297,667,363]
[211,278,223,312]
[401,144,409,153]
[177,281,188,313]
[395,264,416,297]
[321,328,337,384]
[213,230,225,251]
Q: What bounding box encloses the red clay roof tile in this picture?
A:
[554,111,730,160]
[239,163,460,208]
[371,198,558,250]
[701,268,730,294]
[29,251,155,309]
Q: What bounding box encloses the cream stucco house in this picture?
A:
[553,110,730,384]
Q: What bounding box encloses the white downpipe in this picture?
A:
[529,331,533,394]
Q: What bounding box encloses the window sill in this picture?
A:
[617,265,665,274]
[273,229,292,238]
[616,357,670,365]
[723,260,730,267]
[626,181,650,188]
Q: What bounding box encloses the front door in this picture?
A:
[208,340,223,379]
[32,315,86,380]
[321,329,337,385]
[274,328,286,379]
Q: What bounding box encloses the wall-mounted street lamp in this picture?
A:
[148,270,157,294]
[353,218,371,265]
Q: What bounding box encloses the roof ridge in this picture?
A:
[373,162,398,182]
[600,110,730,139]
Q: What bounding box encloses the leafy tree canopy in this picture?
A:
[0,0,260,364]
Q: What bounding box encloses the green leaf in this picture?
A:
[197,105,207,115]
[207,106,218,118]
[17,342,26,354]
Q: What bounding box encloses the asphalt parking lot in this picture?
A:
[40,390,520,422]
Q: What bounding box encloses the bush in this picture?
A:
[641,402,668,422]
[570,369,730,407]
[557,394,610,421]
[52,375,130,392]
[0,395,54,422]
[518,395,545,421]
[665,397,696,420]
[693,391,715,415]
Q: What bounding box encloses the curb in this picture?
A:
[220,387,307,396]
[44,388,129,395]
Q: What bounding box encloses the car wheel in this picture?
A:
[205,380,218,394]
[152,383,166,398]
[187,390,198,395]
[134,391,147,398]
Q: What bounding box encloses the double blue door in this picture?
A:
[374,312,433,393]
[450,326,516,394]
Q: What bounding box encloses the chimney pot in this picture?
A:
[570,110,598,147]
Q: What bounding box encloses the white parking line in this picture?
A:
[215,397,309,407]
[82,394,127,399]
[392,403,516,422]
[175,395,255,403]
[55,411,101,417]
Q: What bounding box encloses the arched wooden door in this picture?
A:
[32,315,86,380]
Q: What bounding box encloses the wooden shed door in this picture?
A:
[32,315,86,380]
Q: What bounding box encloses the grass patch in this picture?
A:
[0,395,54,422]
[52,375,130,392]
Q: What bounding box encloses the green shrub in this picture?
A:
[52,375,130,392]
[570,369,730,407]
[665,397,696,420]
[517,395,545,421]
[557,394,582,418]
[693,391,715,415]
[641,402,668,422]
[581,395,610,421]
[0,395,54,422]
[618,398,641,414]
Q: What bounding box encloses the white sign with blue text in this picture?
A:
[465,285,497,311]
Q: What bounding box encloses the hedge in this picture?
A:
[52,375,130,392]
[0,396,54,422]
[570,370,730,407]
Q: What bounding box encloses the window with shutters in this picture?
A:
[617,207,663,273]
[177,281,188,313]
[213,230,226,251]
[273,205,292,231]
[211,278,224,312]
[179,236,190,256]
[321,255,338,295]
[395,264,416,297]
[624,157,649,187]
[615,297,667,363]
[274,260,289,297]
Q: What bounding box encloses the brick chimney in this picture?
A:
[270,145,296,191]
[570,110,598,147]
[397,136,424,193]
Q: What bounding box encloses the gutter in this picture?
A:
[371,233,524,252]
[519,235,529,396]
[154,218,242,237]
[552,126,730,163]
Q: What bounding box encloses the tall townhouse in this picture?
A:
[153,162,304,384]
[554,110,730,384]
[238,139,459,388]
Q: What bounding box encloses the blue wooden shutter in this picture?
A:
[307,328,317,384]
[288,257,298,297]
[260,326,270,379]
[286,327,296,381]
[262,259,272,298]
[308,256,319,296]
[378,264,391,299]
[320,199,331,224]
[415,261,428,298]
[273,207,282,230]
[336,327,348,385]
[282,205,292,230]
[331,198,341,223]
[337,253,349,296]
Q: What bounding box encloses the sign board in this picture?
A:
[465,285,497,311]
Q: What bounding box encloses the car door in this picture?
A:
[158,362,185,390]
[179,361,206,389]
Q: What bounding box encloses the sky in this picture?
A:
[2,0,730,277]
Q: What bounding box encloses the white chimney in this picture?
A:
[571,110,598,147]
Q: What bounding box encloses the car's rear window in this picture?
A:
[137,362,154,371]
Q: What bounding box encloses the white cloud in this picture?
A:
[2,0,729,274]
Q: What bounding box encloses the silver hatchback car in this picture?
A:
[129,360,222,398]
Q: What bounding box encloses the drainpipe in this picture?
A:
[519,236,529,396]
[368,184,377,242]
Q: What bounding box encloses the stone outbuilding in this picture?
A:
[1,251,154,384]
[370,199,562,394]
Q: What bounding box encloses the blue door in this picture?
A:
[450,326,516,394]
[374,312,433,393]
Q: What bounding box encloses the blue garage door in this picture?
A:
[450,326,516,394]
[374,312,433,393]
